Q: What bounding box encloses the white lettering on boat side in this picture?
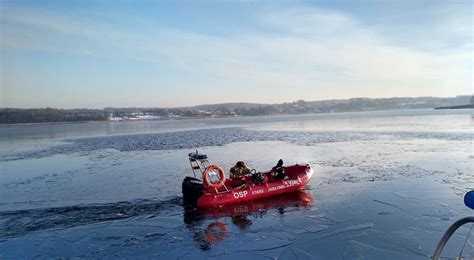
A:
[268,180,301,192]
[284,179,301,187]
[233,191,248,198]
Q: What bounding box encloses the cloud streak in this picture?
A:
[1,3,471,107]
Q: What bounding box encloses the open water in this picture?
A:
[0,109,473,259]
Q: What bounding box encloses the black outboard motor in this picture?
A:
[182,176,205,207]
[183,150,210,208]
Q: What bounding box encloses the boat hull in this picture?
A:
[197,164,313,208]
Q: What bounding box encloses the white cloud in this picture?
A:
[1,4,472,107]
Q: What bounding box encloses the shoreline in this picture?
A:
[0,116,230,127]
[1,107,473,127]
[0,120,108,127]
[434,104,474,110]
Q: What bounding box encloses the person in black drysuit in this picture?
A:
[272,159,286,179]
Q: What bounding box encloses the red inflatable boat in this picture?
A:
[182,151,314,208]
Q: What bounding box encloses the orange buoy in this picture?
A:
[203,165,225,189]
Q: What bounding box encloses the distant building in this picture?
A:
[134,114,160,120]
[108,113,123,121]
[168,113,181,119]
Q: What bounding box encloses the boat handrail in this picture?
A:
[432,216,474,259]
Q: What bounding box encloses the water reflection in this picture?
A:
[183,191,314,250]
[204,222,228,245]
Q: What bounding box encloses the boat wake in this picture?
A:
[0,197,182,240]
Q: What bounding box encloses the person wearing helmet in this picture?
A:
[228,161,251,188]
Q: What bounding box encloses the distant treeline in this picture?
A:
[0,108,108,124]
[185,95,473,116]
[1,95,472,124]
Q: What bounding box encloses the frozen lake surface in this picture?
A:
[0,109,473,258]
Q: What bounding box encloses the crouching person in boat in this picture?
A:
[228,161,251,189]
[228,161,269,188]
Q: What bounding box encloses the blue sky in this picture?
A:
[1,0,472,108]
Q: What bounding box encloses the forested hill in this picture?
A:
[184,95,472,115]
[1,95,472,124]
[0,108,108,124]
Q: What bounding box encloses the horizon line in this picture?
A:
[1,94,471,110]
